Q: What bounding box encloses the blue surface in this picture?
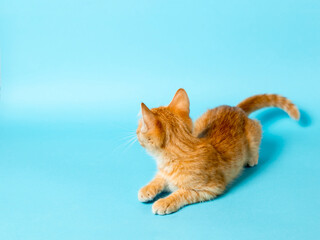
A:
[1,1,320,239]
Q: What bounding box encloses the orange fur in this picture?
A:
[137,89,299,215]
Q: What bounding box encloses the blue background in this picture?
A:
[1,0,319,239]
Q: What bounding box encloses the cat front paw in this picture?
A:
[138,185,159,202]
[152,198,180,215]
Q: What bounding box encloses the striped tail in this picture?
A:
[237,94,300,120]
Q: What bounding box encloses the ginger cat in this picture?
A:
[136,89,299,215]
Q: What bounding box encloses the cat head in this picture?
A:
[136,88,192,152]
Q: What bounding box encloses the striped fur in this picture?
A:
[237,94,300,120]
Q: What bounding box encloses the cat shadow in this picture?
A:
[298,109,312,127]
[221,108,311,196]
[255,108,312,128]
[142,191,171,205]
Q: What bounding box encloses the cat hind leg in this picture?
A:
[246,120,262,167]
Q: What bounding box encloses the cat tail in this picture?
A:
[237,94,300,120]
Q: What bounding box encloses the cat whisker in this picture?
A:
[123,137,138,153]
[113,134,138,154]
[118,134,137,141]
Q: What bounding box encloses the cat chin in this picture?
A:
[145,148,168,168]
[145,147,161,158]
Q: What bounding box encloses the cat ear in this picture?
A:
[140,103,156,133]
[168,88,190,115]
